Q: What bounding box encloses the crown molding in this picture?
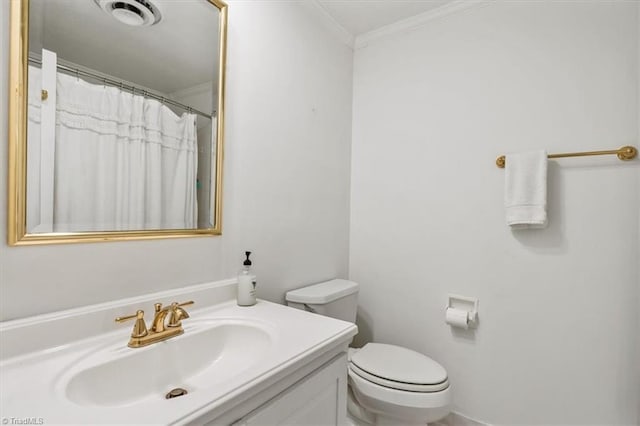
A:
[170,81,215,99]
[355,0,487,50]
[302,0,355,50]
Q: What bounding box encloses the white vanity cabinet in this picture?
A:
[200,352,348,426]
[1,284,357,426]
[237,354,347,425]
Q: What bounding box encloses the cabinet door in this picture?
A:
[236,354,347,426]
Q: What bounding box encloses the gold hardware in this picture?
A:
[41,89,48,101]
[496,145,638,168]
[151,301,193,333]
[115,310,148,338]
[616,146,638,161]
[165,388,188,399]
[115,301,194,348]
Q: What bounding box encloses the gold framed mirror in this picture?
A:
[8,0,227,245]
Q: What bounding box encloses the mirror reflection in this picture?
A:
[25,0,223,234]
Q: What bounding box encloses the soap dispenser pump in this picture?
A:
[237,251,257,306]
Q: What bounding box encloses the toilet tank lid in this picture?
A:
[285,279,359,304]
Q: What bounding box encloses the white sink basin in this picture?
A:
[1,296,357,425]
[64,319,273,407]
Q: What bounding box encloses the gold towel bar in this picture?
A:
[496,145,638,168]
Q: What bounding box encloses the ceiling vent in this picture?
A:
[95,0,162,27]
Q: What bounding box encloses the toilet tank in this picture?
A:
[285,279,359,323]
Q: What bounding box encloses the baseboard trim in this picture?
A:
[433,411,491,426]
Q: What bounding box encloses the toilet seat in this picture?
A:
[350,363,448,392]
[349,343,449,392]
[349,369,452,409]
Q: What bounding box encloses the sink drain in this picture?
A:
[165,387,188,399]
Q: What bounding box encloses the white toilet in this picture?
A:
[286,279,451,425]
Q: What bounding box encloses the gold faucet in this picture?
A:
[115,301,194,348]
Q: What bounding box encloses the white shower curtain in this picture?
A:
[27,66,46,233]
[51,72,198,231]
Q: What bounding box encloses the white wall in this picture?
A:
[0,1,353,320]
[350,2,639,425]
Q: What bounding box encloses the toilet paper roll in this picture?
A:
[445,308,469,329]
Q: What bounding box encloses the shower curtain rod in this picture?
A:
[28,57,215,120]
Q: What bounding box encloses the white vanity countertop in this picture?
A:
[0,299,357,425]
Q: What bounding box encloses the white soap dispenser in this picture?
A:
[237,251,257,306]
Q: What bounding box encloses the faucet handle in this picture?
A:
[167,301,194,327]
[154,300,194,313]
[115,310,148,338]
[167,302,193,327]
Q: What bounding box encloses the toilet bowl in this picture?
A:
[285,279,451,425]
[347,343,451,425]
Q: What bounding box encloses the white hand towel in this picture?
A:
[504,150,547,229]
